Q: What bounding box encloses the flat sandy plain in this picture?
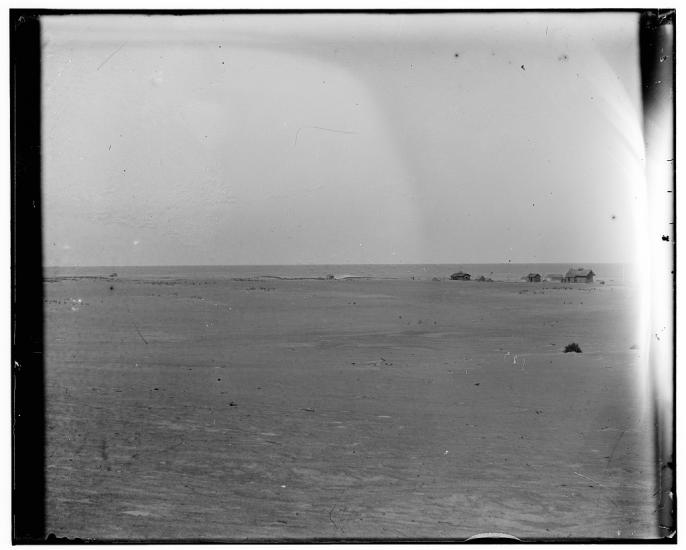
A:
[44,275,657,540]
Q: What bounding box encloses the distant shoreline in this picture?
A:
[42,263,632,286]
[43,262,631,269]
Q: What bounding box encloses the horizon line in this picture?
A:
[43,261,633,268]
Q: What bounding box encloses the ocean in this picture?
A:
[44,263,632,284]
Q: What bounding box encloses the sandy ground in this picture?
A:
[44,276,657,540]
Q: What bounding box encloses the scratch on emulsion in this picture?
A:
[294,126,357,146]
[97,42,127,71]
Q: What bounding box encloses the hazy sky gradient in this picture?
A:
[42,13,644,266]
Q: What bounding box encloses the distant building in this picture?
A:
[450,271,471,281]
[526,273,541,282]
[563,268,595,283]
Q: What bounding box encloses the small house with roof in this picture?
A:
[563,268,595,283]
[526,273,542,282]
[450,271,471,281]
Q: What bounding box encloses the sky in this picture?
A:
[41,12,645,266]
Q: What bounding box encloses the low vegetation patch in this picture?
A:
[564,342,582,353]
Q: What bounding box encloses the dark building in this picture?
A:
[563,268,595,283]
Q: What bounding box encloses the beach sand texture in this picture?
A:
[44,275,656,540]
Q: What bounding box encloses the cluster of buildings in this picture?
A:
[450,268,596,283]
[548,268,596,283]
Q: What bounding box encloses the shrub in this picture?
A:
[564,342,582,353]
